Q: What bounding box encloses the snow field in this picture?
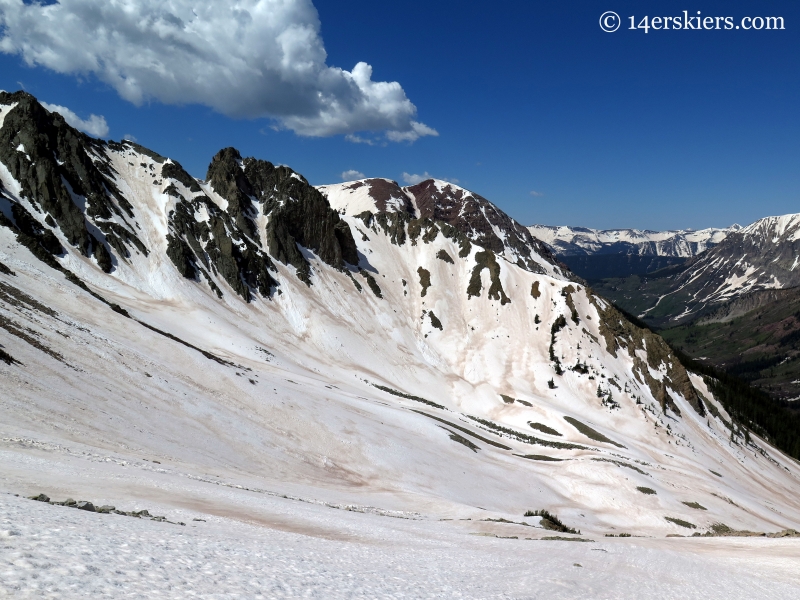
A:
[2,142,800,598]
[2,491,800,599]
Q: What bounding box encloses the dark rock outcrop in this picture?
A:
[467,250,510,304]
[165,148,358,296]
[207,148,258,240]
[248,159,359,280]
[166,194,274,301]
[161,160,202,194]
[0,260,15,276]
[588,291,704,416]
[0,91,147,270]
[405,179,556,273]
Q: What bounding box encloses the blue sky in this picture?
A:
[1,0,797,230]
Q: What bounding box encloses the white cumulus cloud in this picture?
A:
[386,121,438,143]
[40,102,109,137]
[0,0,436,142]
[402,172,432,185]
[341,169,365,181]
[401,172,459,186]
[529,190,544,197]
[344,134,377,146]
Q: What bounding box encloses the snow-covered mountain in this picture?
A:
[529,224,737,257]
[680,214,800,300]
[615,213,800,326]
[320,178,560,273]
[2,88,799,558]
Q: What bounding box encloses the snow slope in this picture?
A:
[1,91,800,597]
[3,490,800,598]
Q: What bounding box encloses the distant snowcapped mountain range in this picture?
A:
[528,224,740,258]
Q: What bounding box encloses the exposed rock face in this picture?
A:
[161,161,202,194]
[320,178,565,276]
[588,292,704,416]
[404,180,557,273]
[257,167,359,282]
[0,91,147,272]
[206,148,258,240]
[205,149,358,285]
[164,148,360,298]
[165,193,275,301]
[10,203,63,256]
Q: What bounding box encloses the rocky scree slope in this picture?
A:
[1,92,799,537]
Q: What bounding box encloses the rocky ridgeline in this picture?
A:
[0,92,358,303]
[167,147,358,298]
[0,91,147,273]
[1,91,565,306]
[27,493,186,526]
[405,179,555,272]
[321,177,563,275]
